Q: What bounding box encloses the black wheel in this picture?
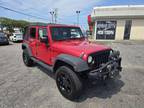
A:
[4,42,9,45]
[22,51,34,67]
[56,66,82,100]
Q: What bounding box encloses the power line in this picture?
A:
[3,4,46,17]
[1,1,49,18]
[0,0,52,17]
[0,5,49,21]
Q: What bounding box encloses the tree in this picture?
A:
[0,17,29,33]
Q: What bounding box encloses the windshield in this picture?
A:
[50,27,84,40]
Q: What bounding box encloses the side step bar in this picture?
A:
[31,57,53,72]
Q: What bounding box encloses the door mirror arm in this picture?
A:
[46,42,50,47]
[40,36,49,47]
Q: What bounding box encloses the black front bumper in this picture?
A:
[88,57,122,80]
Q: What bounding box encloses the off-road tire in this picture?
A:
[22,51,34,67]
[56,66,82,100]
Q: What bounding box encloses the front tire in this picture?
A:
[56,66,82,100]
[22,51,34,67]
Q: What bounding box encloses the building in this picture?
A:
[88,5,144,40]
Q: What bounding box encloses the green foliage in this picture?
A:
[0,17,29,32]
[0,17,48,34]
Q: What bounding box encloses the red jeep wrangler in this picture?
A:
[22,23,122,100]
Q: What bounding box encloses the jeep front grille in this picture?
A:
[90,50,110,69]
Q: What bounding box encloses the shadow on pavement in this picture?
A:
[0,43,13,46]
[76,78,124,102]
[36,64,124,102]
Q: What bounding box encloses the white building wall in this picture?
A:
[91,5,144,40]
[130,19,144,40]
[115,20,125,40]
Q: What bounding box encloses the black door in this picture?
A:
[124,20,132,40]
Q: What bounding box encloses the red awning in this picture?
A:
[87,15,92,25]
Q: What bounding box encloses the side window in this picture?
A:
[38,28,47,39]
[30,28,36,39]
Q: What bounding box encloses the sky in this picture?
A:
[0,0,144,30]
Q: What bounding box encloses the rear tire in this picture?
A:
[7,42,9,45]
[56,66,82,100]
[22,51,34,67]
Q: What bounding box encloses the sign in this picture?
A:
[96,21,117,39]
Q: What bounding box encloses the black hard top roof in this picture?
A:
[28,23,67,27]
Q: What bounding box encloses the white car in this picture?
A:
[10,33,23,42]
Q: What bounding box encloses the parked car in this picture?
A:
[10,33,23,42]
[22,24,122,100]
[0,32,9,45]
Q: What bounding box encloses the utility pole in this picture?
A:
[50,11,55,23]
[54,8,58,24]
[76,10,80,26]
[50,9,58,24]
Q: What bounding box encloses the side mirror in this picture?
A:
[40,36,49,46]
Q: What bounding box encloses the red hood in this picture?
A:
[51,39,111,60]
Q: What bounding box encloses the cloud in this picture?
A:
[0,0,102,28]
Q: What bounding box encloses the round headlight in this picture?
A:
[110,50,113,54]
[88,56,93,63]
[109,50,113,57]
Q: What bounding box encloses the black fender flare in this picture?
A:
[22,43,32,57]
[54,54,89,72]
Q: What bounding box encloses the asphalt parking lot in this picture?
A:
[0,41,144,108]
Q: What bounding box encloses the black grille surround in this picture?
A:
[89,49,111,70]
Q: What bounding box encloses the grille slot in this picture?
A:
[90,50,110,69]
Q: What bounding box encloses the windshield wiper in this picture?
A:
[70,36,85,39]
[53,36,84,41]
